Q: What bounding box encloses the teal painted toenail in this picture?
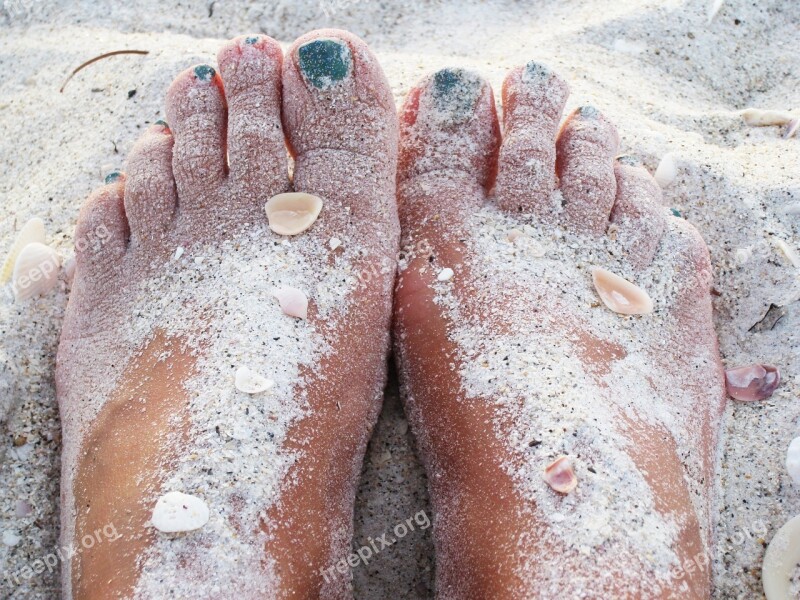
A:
[194,65,216,82]
[155,119,168,127]
[297,39,351,88]
[616,154,641,167]
[522,61,551,84]
[245,36,260,45]
[578,105,599,118]
[431,68,482,123]
[671,208,683,218]
[104,171,121,184]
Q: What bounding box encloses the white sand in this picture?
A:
[0,0,798,597]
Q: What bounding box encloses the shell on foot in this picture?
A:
[591,267,653,315]
[151,491,210,533]
[265,192,323,236]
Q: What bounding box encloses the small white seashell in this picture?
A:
[741,108,796,127]
[707,0,724,23]
[151,491,209,533]
[63,256,76,284]
[772,237,800,268]
[786,437,800,485]
[785,119,800,139]
[1,218,46,284]
[591,267,653,315]
[265,192,323,236]
[234,366,274,395]
[329,237,342,250]
[12,242,62,302]
[174,246,185,260]
[507,229,524,242]
[437,267,454,282]
[544,456,578,494]
[763,514,800,599]
[272,286,308,319]
[653,153,677,188]
[2,530,21,546]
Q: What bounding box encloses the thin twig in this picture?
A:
[60,50,150,93]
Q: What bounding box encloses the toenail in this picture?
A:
[578,105,600,119]
[297,39,352,89]
[670,208,683,218]
[154,119,168,128]
[431,68,482,123]
[193,64,216,83]
[244,36,260,45]
[104,171,122,184]
[522,61,552,84]
[616,154,641,167]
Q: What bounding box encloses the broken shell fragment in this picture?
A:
[235,366,275,395]
[265,192,323,236]
[591,267,653,315]
[786,437,800,486]
[1,217,46,284]
[437,268,454,282]
[725,363,780,401]
[12,242,62,302]
[763,514,800,599]
[544,456,578,494]
[741,108,795,127]
[653,153,677,188]
[785,119,800,139]
[151,491,209,533]
[272,286,308,319]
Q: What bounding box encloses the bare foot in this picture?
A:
[56,30,398,599]
[394,64,725,599]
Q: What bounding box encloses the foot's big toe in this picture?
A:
[282,29,398,232]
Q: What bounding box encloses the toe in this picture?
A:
[282,29,398,231]
[495,61,569,217]
[75,174,129,273]
[609,155,667,269]
[123,122,177,247]
[217,35,289,200]
[556,106,619,234]
[398,68,500,191]
[165,64,227,211]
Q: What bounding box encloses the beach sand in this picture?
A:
[0,0,798,597]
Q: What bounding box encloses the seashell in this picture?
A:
[725,363,780,401]
[14,500,32,518]
[235,366,274,395]
[265,192,323,236]
[1,217,46,284]
[63,257,76,284]
[707,0,724,23]
[763,515,800,599]
[591,267,653,315]
[786,437,800,485]
[12,242,62,302]
[741,108,795,127]
[785,119,800,139]
[437,267,454,282]
[544,456,578,494]
[173,246,185,260]
[772,237,800,268]
[2,530,21,547]
[272,286,308,319]
[507,229,524,242]
[653,153,677,188]
[329,237,342,250]
[151,491,209,533]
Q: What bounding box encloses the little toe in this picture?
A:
[398,68,500,192]
[123,122,177,248]
[609,155,667,269]
[660,217,714,312]
[165,64,227,212]
[217,35,288,202]
[282,29,398,231]
[75,174,129,275]
[495,61,569,217]
[556,106,619,234]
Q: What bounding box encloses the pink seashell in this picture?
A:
[272,286,308,319]
[725,363,780,401]
[544,456,578,494]
[14,500,32,517]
